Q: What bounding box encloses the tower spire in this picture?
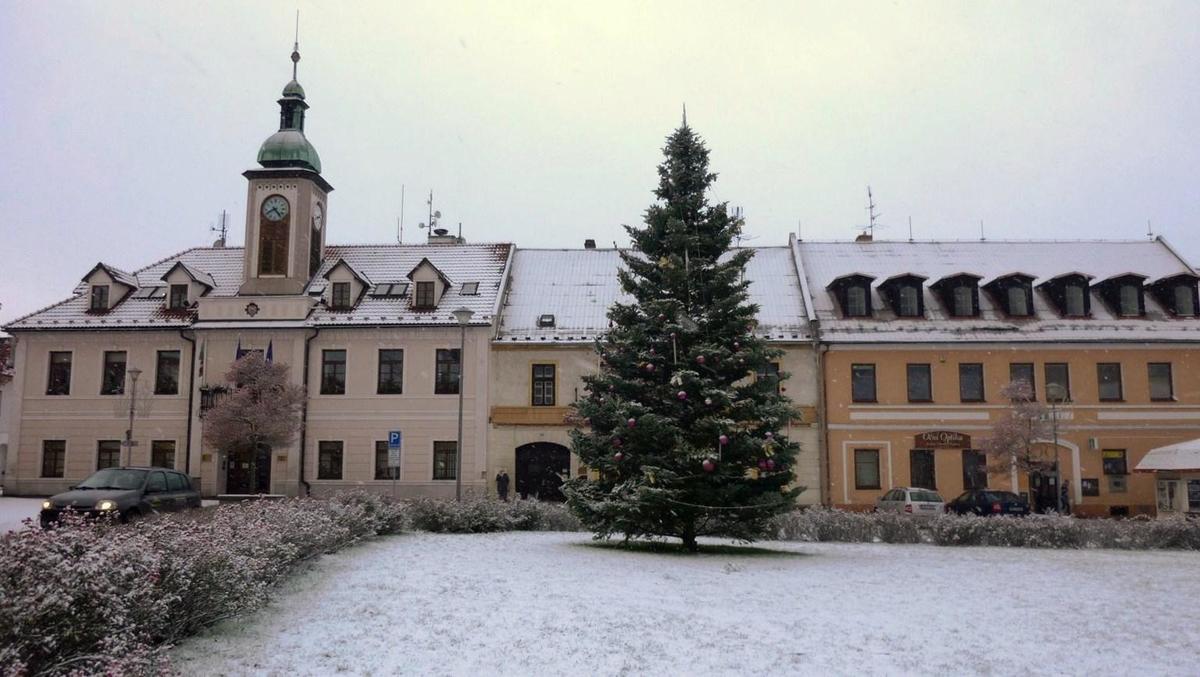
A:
[291,11,301,80]
[681,103,688,127]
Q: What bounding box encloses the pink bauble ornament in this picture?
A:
[734,341,741,349]
[608,384,615,391]
[765,431,774,440]
[646,364,655,373]
[697,355,706,365]
[583,417,591,426]
[719,434,729,446]
[612,437,623,447]
[670,332,677,339]
[658,314,667,321]
[758,459,768,470]
[677,391,688,400]
[627,417,637,428]
[766,459,776,471]
[704,397,713,406]
[702,459,716,473]
[614,452,624,462]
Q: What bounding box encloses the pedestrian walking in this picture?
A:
[496,469,510,501]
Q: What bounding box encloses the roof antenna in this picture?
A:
[865,186,880,237]
[418,190,441,236]
[908,216,913,242]
[210,210,228,247]
[797,219,802,242]
[1147,219,1154,240]
[397,184,405,243]
[979,219,985,242]
[291,11,300,80]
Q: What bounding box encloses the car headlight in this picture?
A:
[42,499,53,510]
[96,499,118,511]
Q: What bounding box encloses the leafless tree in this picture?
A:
[203,353,306,455]
[981,381,1055,475]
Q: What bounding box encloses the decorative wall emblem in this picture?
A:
[245,302,260,317]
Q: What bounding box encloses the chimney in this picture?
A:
[855,232,873,243]
[584,239,596,249]
[427,227,465,245]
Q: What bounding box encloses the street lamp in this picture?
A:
[451,307,474,501]
[124,367,143,467]
[1046,382,1067,513]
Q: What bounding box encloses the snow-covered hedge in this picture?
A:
[0,492,406,677]
[771,507,1200,550]
[405,494,582,533]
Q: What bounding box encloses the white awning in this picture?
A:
[1136,439,1200,472]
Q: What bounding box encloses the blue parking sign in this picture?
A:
[388,431,402,448]
[387,431,402,469]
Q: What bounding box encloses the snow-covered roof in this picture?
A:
[1136,439,1200,472]
[83,262,140,288]
[797,239,1200,343]
[161,261,216,289]
[5,243,513,331]
[495,246,812,343]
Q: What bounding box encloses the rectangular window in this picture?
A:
[1102,449,1128,476]
[415,281,435,309]
[90,285,109,311]
[756,362,781,395]
[853,449,880,490]
[101,351,127,395]
[317,441,343,480]
[41,440,66,478]
[433,441,458,480]
[169,284,189,310]
[532,364,556,406]
[1007,286,1030,316]
[435,349,461,395]
[1009,363,1035,399]
[906,363,932,402]
[1188,480,1200,511]
[331,282,352,309]
[375,440,396,480]
[897,285,921,317]
[958,363,984,402]
[1149,363,1174,401]
[1118,284,1140,316]
[961,449,988,490]
[320,349,346,395]
[1096,363,1123,402]
[155,350,181,395]
[1175,284,1196,317]
[1044,363,1070,402]
[377,349,404,394]
[1081,478,1100,497]
[952,286,975,316]
[1065,284,1087,316]
[47,351,72,395]
[910,449,936,489]
[851,364,876,403]
[151,440,175,469]
[97,440,121,470]
[845,285,869,317]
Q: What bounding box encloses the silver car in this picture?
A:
[875,487,945,517]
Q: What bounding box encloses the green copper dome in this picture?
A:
[282,79,306,99]
[257,130,322,173]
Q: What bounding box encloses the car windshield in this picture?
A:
[76,469,147,490]
[910,490,942,503]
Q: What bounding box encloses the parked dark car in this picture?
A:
[946,490,1030,517]
[41,467,201,527]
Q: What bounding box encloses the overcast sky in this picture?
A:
[2,1,1198,325]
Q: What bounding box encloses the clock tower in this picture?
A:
[240,40,333,296]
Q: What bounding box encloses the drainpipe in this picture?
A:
[179,329,196,477]
[812,321,832,507]
[297,328,320,496]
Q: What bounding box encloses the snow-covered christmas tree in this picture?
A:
[564,119,802,551]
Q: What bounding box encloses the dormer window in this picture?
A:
[168,284,189,310]
[983,273,1034,318]
[331,282,352,309]
[828,274,875,319]
[1094,273,1146,318]
[931,274,981,318]
[1147,274,1199,317]
[90,285,109,311]
[1039,273,1093,318]
[415,281,435,309]
[878,274,926,318]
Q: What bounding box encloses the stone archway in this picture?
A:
[515,442,571,502]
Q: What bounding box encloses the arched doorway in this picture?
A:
[226,444,271,494]
[515,442,570,501]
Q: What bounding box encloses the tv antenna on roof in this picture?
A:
[418,190,442,235]
[1147,219,1154,240]
[856,186,884,237]
[210,210,228,247]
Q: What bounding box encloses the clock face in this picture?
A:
[312,202,324,231]
[261,195,289,222]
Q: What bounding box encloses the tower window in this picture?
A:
[258,220,289,276]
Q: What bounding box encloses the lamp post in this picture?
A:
[124,367,143,467]
[451,307,474,501]
[1046,383,1066,513]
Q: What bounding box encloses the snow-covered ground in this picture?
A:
[173,532,1200,676]
[0,497,44,533]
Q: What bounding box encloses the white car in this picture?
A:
[875,487,945,517]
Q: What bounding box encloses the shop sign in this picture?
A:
[915,431,972,449]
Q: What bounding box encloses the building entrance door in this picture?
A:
[515,442,570,501]
[226,444,271,494]
[1030,471,1058,513]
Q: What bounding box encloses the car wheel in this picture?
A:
[121,509,141,524]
